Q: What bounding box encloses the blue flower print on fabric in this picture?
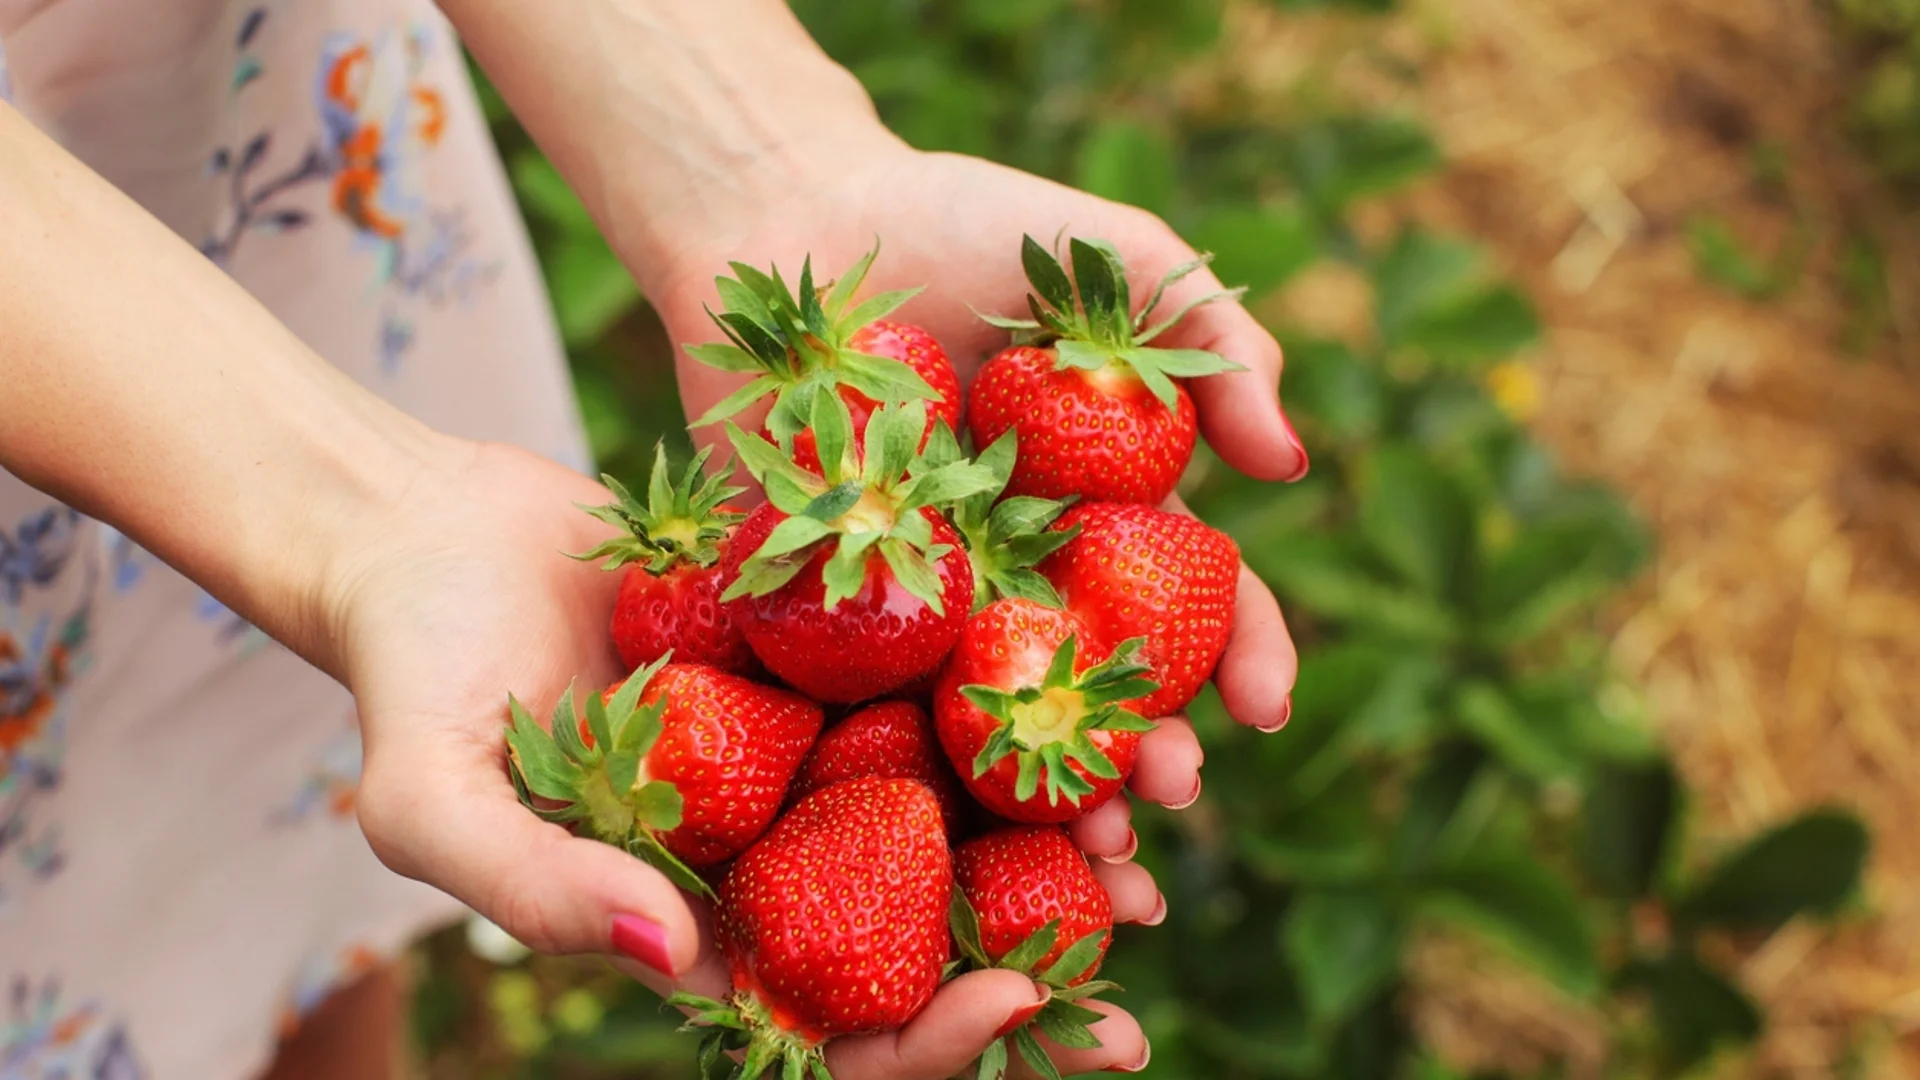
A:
[1,976,146,1080]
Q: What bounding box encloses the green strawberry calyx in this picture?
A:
[916,424,1081,612]
[504,656,713,899]
[979,233,1248,410]
[720,396,999,616]
[948,888,1120,1080]
[961,635,1159,808]
[686,239,940,444]
[568,442,746,575]
[667,987,831,1080]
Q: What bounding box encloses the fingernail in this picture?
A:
[610,914,675,977]
[1280,412,1310,483]
[1107,1040,1152,1072]
[1166,778,1202,811]
[1099,829,1139,865]
[1141,894,1168,927]
[993,984,1052,1040]
[1255,695,1293,734]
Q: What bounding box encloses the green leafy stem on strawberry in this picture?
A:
[503,656,713,898]
[979,233,1247,410]
[962,634,1159,808]
[666,988,832,1080]
[720,395,999,615]
[687,240,941,444]
[948,888,1119,1080]
[916,423,1081,611]
[567,441,745,574]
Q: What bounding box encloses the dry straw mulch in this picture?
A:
[1229,0,1920,1075]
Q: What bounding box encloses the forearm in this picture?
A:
[0,104,459,677]
[438,0,898,292]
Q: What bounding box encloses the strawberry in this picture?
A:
[950,825,1121,1080]
[968,235,1245,504]
[505,657,822,894]
[916,424,1081,611]
[1041,502,1238,719]
[718,397,996,703]
[569,444,755,674]
[934,598,1158,823]
[789,700,965,835]
[672,777,953,1078]
[684,242,960,470]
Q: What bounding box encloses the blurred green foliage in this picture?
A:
[437,2,1872,1078]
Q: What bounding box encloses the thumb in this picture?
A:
[354,721,703,982]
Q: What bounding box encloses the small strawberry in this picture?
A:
[951,825,1121,1080]
[1041,502,1238,719]
[569,444,754,674]
[789,700,966,835]
[934,598,1158,823]
[685,241,961,470]
[916,424,1081,611]
[968,235,1246,504]
[671,778,953,1079]
[719,397,997,703]
[505,657,823,894]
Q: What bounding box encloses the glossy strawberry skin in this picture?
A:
[966,345,1198,504]
[934,599,1139,823]
[718,777,953,1040]
[594,665,823,866]
[784,321,964,473]
[790,701,965,835]
[610,560,756,675]
[1041,502,1238,719]
[722,504,975,704]
[956,825,1113,986]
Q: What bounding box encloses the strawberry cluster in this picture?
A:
[506,236,1245,1080]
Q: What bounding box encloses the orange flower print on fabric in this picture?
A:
[1,975,146,1079]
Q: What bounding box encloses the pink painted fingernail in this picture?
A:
[1099,829,1140,865]
[993,984,1052,1039]
[1256,695,1293,734]
[1141,894,1168,927]
[1166,778,1203,811]
[1280,412,1310,483]
[610,914,675,977]
[1106,1040,1153,1072]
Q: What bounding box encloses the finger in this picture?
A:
[1067,795,1136,863]
[1090,859,1162,926]
[1215,563,1297,731]
[1131,220,1306,484]
[824,969,1046,1080]
[356,725,702,985]
[1009,999,1150,1078]
[1127,715,1203,809]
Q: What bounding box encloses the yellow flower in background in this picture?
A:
[1486,359,1541,421]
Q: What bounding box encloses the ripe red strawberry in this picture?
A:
[718,398,995,703]
[950,826,1123,1080]
[968,234,1245,504]
[789,701,966,835]
[505,658,822,894]
[569,444,754,674]
[684,242,960,469]
[672,778,953,1078]
[934,598,1158,823]
[1041,502,1238,719]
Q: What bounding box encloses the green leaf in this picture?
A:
[1617,951,1762,1071]
[975,1038,1009,1080]
[1285,116,1440,213]
[1031,1002,1101,1049]
[682,342,765,374]
[1676,810,1868,932]
[1581,755,1679,900]
[1188,204,1318,300]
[1252,535,1458,643]
[1371,230,1483,347]
[1391,741,1484,877]
[880,541,947,614]
[802,481,863,523]
[840,286,924,333]
[1452,680,1583,783]
[754,515,834,560]
[1283,888,1403,1022]
[820,532,878,609]
[1020,234,1076,314]
[822,242,879,320]
[1039,930,1110,987]
[633,779,684,832]
[949,887,993,969]
[546,237,642,348]
[691,376,784,428]
[1478,500,1647,646]
[1074,119,1177,217]
[1069,237,1123,340]
[1419,853,1599,997]
[1000,920,1062,974]
[1400,284,1541,368]
[1358,446,1474,598]
[1011,1028,1063,1080]
[836,350,939,405]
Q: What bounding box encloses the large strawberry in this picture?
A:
[1041,502,1238,719]
[789,700,966,835]
[934,598,1157,823]
[916,424,1080,611]
[718,397,996,703]
[951,825,1120,1080]
[505,657,822,894]
[671,777,953,1079]
[968,235,1245,504]
[685,241,961,470]
[569,444,755,674]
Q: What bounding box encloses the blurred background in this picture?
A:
[416,0,1920,1076]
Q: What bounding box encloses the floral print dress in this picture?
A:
[0,1,590,1076]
